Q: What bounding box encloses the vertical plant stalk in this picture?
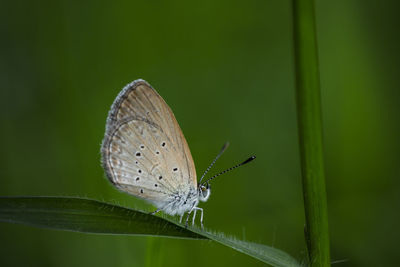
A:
[292,0,331,266]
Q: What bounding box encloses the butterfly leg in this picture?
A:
[199,207,204,224]
[150,209,161,215]
[192,209,197,225]
[179,214,184,223]
[185,210,193,227]
[192,207,204,228]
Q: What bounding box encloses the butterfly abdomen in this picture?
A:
[157,187,199,216]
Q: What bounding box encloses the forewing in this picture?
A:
[101,79,197,204]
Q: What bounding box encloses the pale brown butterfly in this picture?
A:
[101,79,255,226]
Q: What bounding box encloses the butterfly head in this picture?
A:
[198,182,211,202]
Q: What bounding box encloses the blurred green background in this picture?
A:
[1,0,399,266]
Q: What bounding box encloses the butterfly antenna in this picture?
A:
[202,156,256,186]
[199,142,230,185]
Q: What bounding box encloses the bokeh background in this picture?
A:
[1,0,399,266]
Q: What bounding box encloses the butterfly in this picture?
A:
[101,79,255,226]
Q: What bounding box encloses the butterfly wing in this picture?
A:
[101,79,197,206]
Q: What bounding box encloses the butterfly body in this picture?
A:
[101,79,208,223]
[157,187,199,216]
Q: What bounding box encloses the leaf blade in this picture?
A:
[0,196,202,239]
[0,197,301,267]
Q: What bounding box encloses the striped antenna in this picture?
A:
[198,142,230,185]
[202,156,256,186]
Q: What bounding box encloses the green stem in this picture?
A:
[292,0,331,266]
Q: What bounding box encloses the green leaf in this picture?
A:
[0,197,301,267]
[188,228,302,267]
[0,196,201,239]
